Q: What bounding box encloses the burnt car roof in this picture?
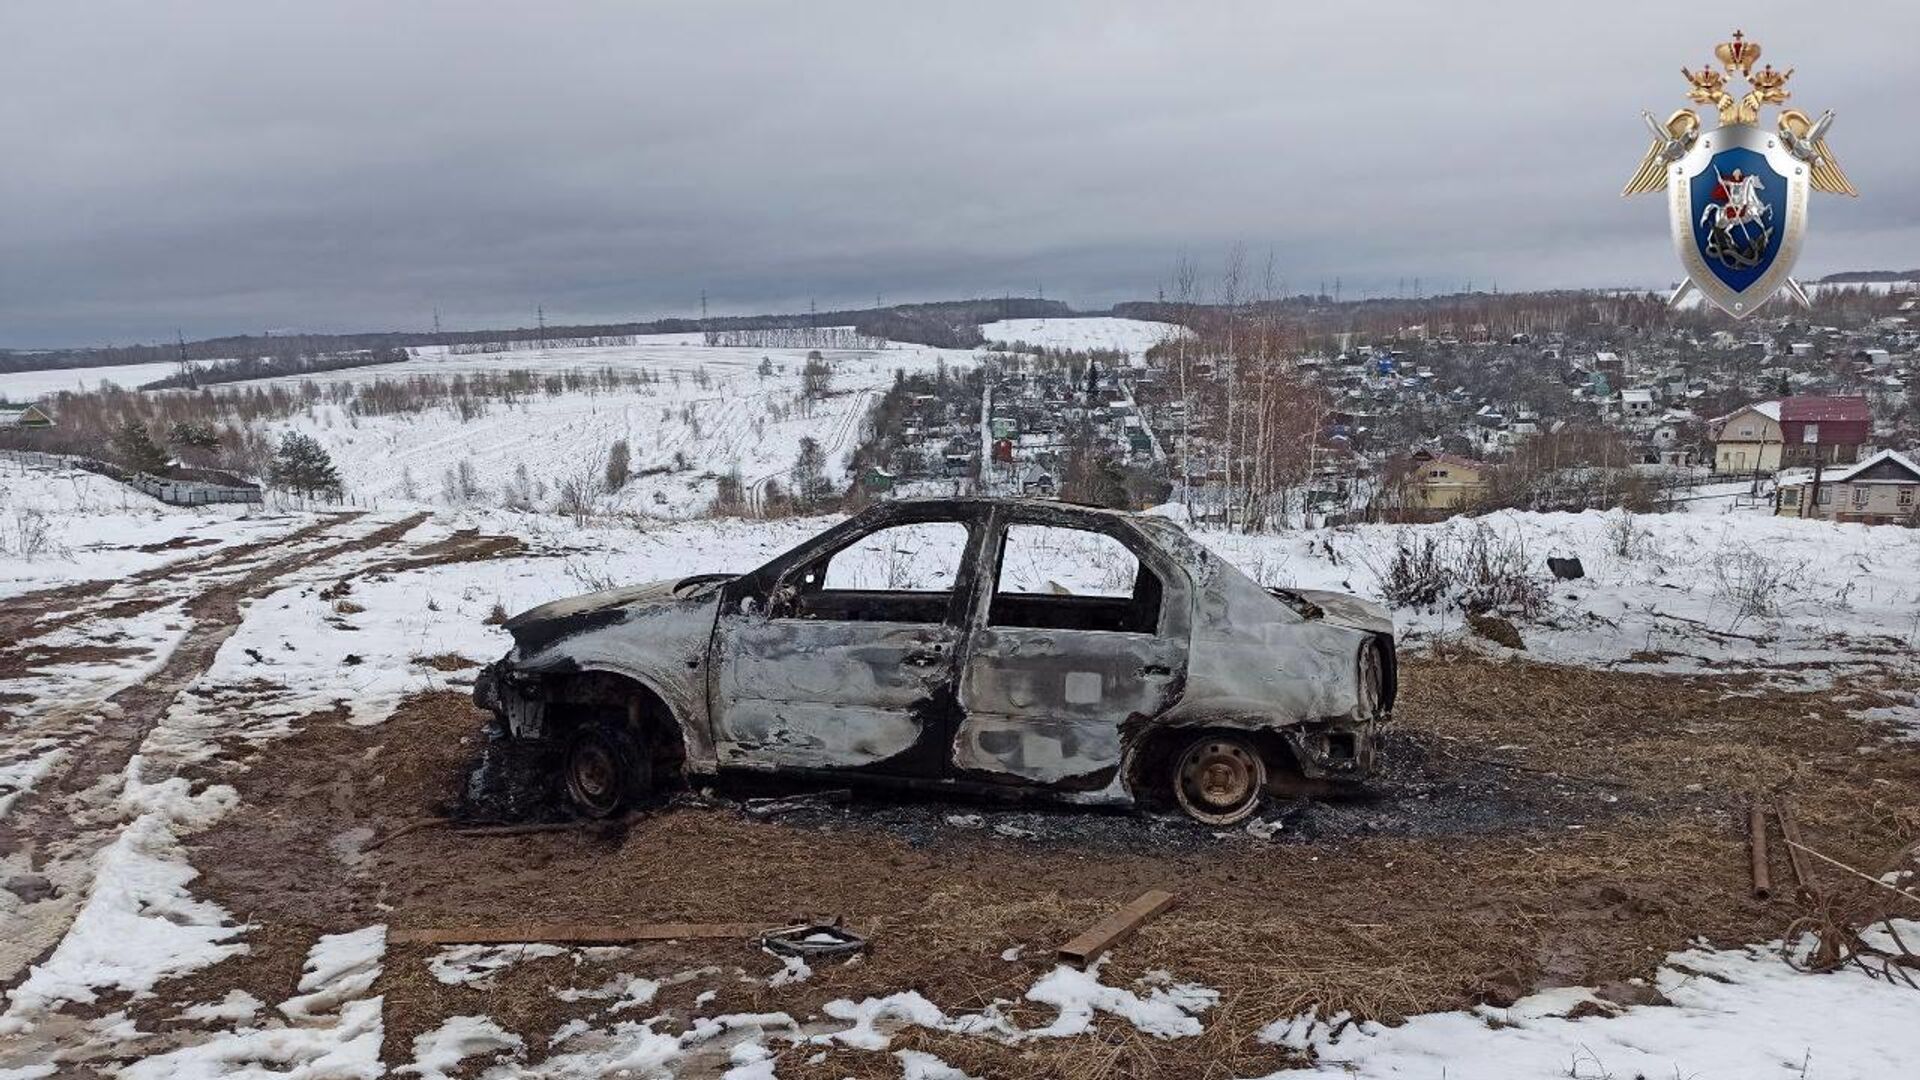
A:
[881,495,1142,518]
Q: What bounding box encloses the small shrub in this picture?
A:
[1374,523,1545,619]
[1711,545,1803,625]
[605,438,631,493]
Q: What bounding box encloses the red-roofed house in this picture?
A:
[1777,396,1872,468]
[1710,396,1870,474]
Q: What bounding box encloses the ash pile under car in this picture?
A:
[476,498,1396,825]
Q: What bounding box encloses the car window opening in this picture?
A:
[989,523,1160,634]
[783,520,970,623]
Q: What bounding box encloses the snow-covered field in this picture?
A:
[0,360,198,400]
[3,456,1918,1076]
[980,316,1185,361]
[250,339,976,516]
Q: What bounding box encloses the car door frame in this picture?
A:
[706,501,995,779]
[950,504,1192,791]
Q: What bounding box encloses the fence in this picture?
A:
[125,473,263,506]
[1,448,263,506]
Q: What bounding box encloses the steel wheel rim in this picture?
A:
[1175,739,1264,824]
[567,741,620,814]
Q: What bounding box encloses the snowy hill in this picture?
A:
[980,316,1185,361]
[254,338,977,515]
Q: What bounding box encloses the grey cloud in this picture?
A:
[1,0,1914,345]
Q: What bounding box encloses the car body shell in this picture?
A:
[476,498,1396,805]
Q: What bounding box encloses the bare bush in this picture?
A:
[1375,523,1545,618]
[1606,510,1649,559]
[1711,545,1804,626]
[441,459,479,504]
[3,509,58,560]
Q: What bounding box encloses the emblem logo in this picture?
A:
[1622,30,1857,318]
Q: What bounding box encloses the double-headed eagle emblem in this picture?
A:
[1622,31,1856,318]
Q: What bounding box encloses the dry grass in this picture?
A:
[67,648,1920,1078]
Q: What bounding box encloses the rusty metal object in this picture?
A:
[1058,889,1178,969]
[1174,736,1267,826]
[1749,802,1774,901]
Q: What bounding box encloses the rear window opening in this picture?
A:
[988,523,1159,635]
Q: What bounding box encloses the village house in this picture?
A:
[1709,396,1871,474]
[1402,450,1490,512]
[1775,449,1920,525]
[0,403,56,429]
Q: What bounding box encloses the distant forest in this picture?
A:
[1814,269,1920,284]
[0,297,1071,374]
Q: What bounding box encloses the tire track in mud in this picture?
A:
[0,512,434,990]
[0,515,354,648]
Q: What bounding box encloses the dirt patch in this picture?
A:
[133,536,221,554]
[0,643,153,680]
[40,649,1920,1077]
[411,652,478,673]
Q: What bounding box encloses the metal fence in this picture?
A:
[1,449,262,506]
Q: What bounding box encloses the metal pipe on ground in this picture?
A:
[1750,802,1774,901]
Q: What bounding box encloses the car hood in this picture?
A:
[1267,587,1395,636]
[504,575,731,653]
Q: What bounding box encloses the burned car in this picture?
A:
[475,498,1396,825]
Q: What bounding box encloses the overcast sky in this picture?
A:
[3,1,1915,347]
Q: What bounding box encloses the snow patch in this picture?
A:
[397,1015,524,1079]
[426,943,570,988]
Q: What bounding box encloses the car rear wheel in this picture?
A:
[1172,734,1267,825]
[562,718,650,818]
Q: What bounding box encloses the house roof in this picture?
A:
[0,403,52,426]
[1778,396,1871,423]
[1824,448,1920,485]
[1708,400,1779,427]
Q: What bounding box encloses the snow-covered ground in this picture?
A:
[248,339,976,516]
[1256,936,1920,1080]
[980,316,1185,361]
[3,463,1918,1076]
[0,360,200,400]
[0,460,304,599]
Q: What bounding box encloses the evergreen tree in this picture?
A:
[167,420,220,452]
[112,420,170,474]
[790,437,834,508]
[268,432,343,498]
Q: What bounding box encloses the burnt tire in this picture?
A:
[1172,734,1267,826]
[562,718,650,819]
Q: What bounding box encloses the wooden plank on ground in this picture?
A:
[391,922,766,946]
[1057,889,1178,969]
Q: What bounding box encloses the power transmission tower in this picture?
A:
[537,305,546,349]
[432,308,441,336]
[175,330,195,388]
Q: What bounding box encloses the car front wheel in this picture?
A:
[562,718,650,818]
[1172,734,1267,826]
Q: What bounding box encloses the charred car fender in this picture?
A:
[478,580,726,773]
